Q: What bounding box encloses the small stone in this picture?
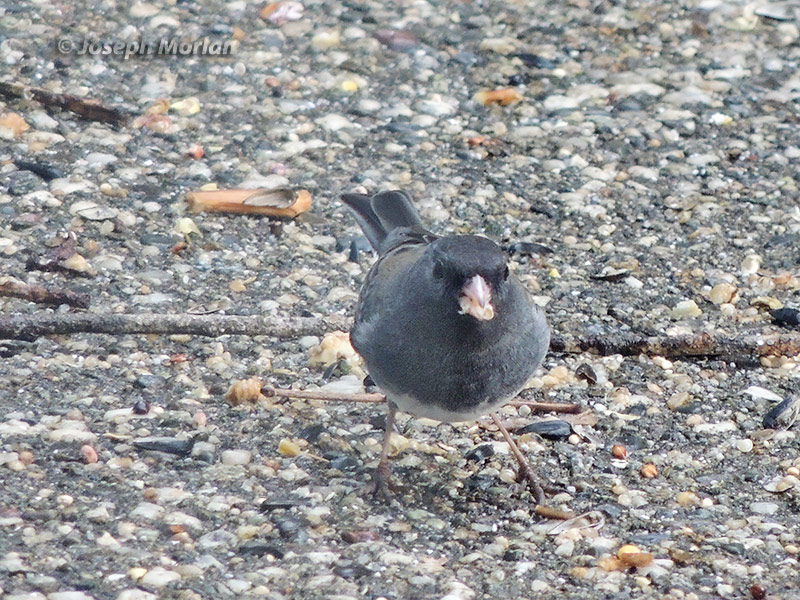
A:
[133,437,194,456]
[750,501,779,515]
[554,540,574,556]
[221,449,252,465]
[709,283,737,305]
[277,438,301,457]
[741,254,761,276]
[640,463,658,478]
[667,391,692,410]
[617,544,653,567]
[69,200,118,221]
[129,2,159,17]
[81,445,98,463]
[676,491,700,507]
[139,567,181,588]
[672,299,702,318]
[736,439,753,453]
[311,30,340,50]
[514,420,571,439]
[48,592,95,600]
[117,590,157,600]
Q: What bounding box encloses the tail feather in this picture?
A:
[341,190,425,253]
[340,193,387,251]
[370,191,423,231]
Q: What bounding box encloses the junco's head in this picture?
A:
[426,235,509,321]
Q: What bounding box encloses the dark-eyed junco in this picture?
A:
[341,190,550,501]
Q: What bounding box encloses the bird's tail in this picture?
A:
[341,190,424,253]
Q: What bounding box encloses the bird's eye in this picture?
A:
[433,261,444,279]
[503,265,509,280]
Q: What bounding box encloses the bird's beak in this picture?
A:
[458,275,494,321]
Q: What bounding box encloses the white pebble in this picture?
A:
[221,449,252,465]
[140,567,181,588]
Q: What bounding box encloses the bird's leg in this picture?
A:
[491,412,545,504]
[368,401,398,501]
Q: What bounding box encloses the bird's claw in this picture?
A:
[367,461,397,502]
[515,462,545,505]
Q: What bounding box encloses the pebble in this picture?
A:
[117,590,157,600]
[736,439,754,453]
[139,567,181,588]
[415,95,458,117]
[750,502,779,515]
[221,449,252,465]
[709,283,737,305]
[672,300,702,318]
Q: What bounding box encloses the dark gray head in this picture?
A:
[425,235,510,321]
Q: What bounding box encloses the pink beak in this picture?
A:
[458,275,494,321]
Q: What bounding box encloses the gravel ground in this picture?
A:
[2,0,800,599]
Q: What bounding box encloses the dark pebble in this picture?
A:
[322,359,348,380]
[133,436,194,456]
[771,307,800,327]
[383,121,421,134]
[193,451,214,463]
[132,398,150,415]
[297,423,326,443]
[717,542,746,556]
[348,239,360,263]
[275,516,308,542]
[7,170,46,195]
[502,548,526,561]
[615,430,648,450]
[135,374,165,388]
[341,530,380,543]
[140,233,180,249]
[575,363,597,384]
[626,532,671,545]
[10,213,42,229]
[363,374,378,391]
[512,53,556,69]
[762,395,800,429]
[324,452,360,471]
[14,160,64,181]
[465,443,495,462]
[374,29,418,52]
[260,498,299,512]
[506,241,554,256]
[591,269,630,282]
[463,474,495,492]
[238,542,284,558]
[333,563,373,579]
[450,51,483,66]
[513,419,571,439]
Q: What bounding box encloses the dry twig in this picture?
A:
[0,280,89,308]
[0,81,129,126]
[550,331,800,365]
[261,385,582,414]
[0,313,350,342]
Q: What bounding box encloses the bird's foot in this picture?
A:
[515,462,545,505]
[366,461,397,502]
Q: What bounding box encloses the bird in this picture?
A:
[340,189,551,502]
